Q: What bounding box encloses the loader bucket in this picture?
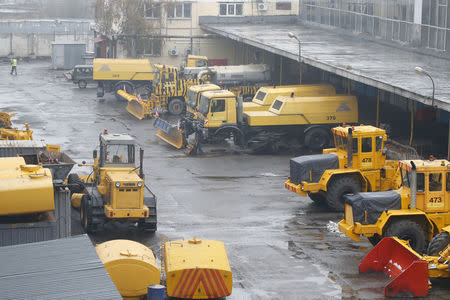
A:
[154,118,184,149]
[126,99,147,120]
[359,237,429,297]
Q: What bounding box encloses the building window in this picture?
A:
[276,2,291,10]
[219,3,243,16]
[144,3,161,18]
[167,2,191,18]
[136,39,162,56]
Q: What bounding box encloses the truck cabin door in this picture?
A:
[426,172,445,212]
[209,98,227,127]
[359,137,374,170]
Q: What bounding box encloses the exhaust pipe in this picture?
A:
[347,128,353,167]
[410,161,416,209]
[139,148,144,179]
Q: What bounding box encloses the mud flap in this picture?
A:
[154,118,184,149]
[359,237,429,297]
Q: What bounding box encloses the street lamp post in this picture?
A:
[288,32,302,84]
[414,66,435,108]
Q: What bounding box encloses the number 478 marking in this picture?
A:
[429,197,442,203]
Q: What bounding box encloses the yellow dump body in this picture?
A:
[244,95,358,126]
[93,59,158,81]
[0,157,54,216]
[243,84,336,111]
[95,240,160,299]
[165,239,232,299]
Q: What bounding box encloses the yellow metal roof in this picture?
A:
[201,90,235,98]
[332,124,386,137]
[106,171,142,183]
[189,84,220,92]
[399,159,450,171]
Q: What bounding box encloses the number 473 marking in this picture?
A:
[429,197,442,203]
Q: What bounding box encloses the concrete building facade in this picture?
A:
[111,0,298,65]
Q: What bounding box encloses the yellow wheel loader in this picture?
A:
[285,125,402,211]
[338,159,450,253]
[155,90,358,154]
[0,112,33,140]
[70,131,157,233]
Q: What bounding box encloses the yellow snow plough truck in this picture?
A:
[185,83,337,121]
[120,64,272,119]
[0,112,33,140]
[155,90,358,154]
[69,131,157,232]
[285,125,402,211]
[338,159,450,253]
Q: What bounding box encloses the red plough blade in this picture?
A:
[359,237,429,297]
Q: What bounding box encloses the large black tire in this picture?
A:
[307,192,326,205]
[304,127,330,151]
[114,82,134,100]
[384,220,427,254]
[67,173,84,193]
[78,80,87,89]
[80,195,94,233]
[168,98,185,115]
[367,234,382,246]
[427,231,450,256]
[326,177,360,212]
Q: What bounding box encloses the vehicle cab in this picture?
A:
[72,65,93,88]
[198,90,237,129]
[186,84,221,119]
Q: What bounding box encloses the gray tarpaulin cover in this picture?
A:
[344,190,402,224]
[289,153,339,184]
[0,234,121,300]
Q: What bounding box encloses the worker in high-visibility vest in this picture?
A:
[10,58,17,75]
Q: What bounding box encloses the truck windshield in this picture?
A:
[105,144,135,164]
[187,90,197,108]
[199,94,210,116]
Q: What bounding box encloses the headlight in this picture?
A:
[137,182,143,187]
[115,182,120,187]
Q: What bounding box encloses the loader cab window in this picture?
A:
[211,99,225,113]
[429,173,442,191]
[362,137,372,152]
[334,134,347,151]
[375,136,383,152]
[196,59,207,67]
[417,173,425,192]
[446,173,450,191]
[253,91,266,104]
[352,138,358,154]
[104,144,135,165]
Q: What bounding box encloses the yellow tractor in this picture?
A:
[285,125,401,211]
[338,159,450,253]
[0,112,33,140]
[69,131,156,232]
[156,91,358,154]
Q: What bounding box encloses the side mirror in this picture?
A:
[211,102,216,112]
[93,150,97,158]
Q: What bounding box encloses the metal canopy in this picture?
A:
[201,23,450,112]
[0,234,121,300]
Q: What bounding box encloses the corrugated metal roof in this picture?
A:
[202,23,450,112]
[0,234,121,300]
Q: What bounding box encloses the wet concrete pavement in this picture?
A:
[1,60,448,299]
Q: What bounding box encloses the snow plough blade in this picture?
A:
[117,90,148,120]
[154,118,184,149]
[359,237,429,297]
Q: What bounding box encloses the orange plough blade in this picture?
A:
[359,237,429,297]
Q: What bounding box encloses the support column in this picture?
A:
[409,99,415,146]
[376,89,380,127]
[279,56,283,85]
